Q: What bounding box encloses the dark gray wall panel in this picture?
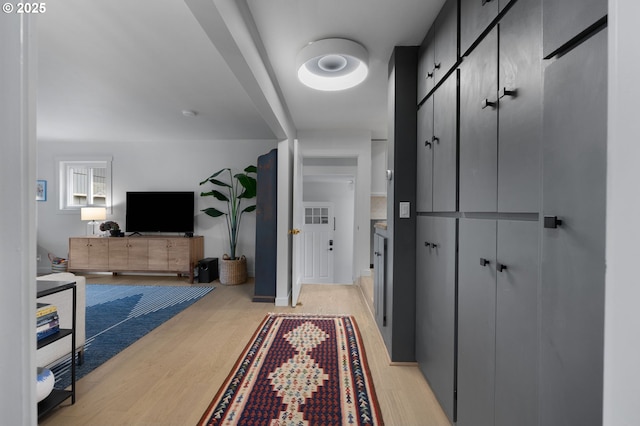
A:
[543,0,607,57]
[541,28,607,426]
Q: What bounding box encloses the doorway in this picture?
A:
[301,157,356,285]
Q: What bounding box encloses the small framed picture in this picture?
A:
[36,180,47,202]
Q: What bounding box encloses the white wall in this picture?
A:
[36,139,277,276]
[304,180,355,283]
[1,13,37,425]
[604,1,640,424]
[371,139,387,195]
[297,130,372,279]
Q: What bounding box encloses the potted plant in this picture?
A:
[99,221,122,237]
[199,165,257,285]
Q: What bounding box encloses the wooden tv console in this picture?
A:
[68,236,204,283]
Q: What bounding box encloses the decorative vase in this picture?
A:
[219,254,247,285]
[37,367,55,402]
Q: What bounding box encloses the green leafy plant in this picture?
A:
[199,166,257,260]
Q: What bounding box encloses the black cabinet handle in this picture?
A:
[431,243,439,248]
[499,87,518,99]
[482,0,493,5]
[544,216,563,229]
[480,258,490,267]
[424,242,431,248]
[434,62,441,70]
[425,141,432,148]
[497,263,507,272]
[427,71,434,79]
[432,136,440,144]
[482,99,497,109]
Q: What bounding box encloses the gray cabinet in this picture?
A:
[459,28,498,212]
[417,72,457,213]
[543,0,607,57]
[497,0,542,212]
[373,231,387,329]
[460,0,541,213]
[416,96,434,212]
[540,28,607,426]
[418,0,458,102]
[458,218,538,426]
[418,27,436,101]
[415,216,456,422]
[460,0,515,55]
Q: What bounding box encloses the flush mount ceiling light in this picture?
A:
[297,38,369,91]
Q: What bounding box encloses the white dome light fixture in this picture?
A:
[297,38,369,91]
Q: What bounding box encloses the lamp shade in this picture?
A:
[297,38,369,91]
[80,207,106,221]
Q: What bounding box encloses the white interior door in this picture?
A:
[302,203,334,283]
[291,139,303,307]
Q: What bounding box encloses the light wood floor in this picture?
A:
[39,274,450,426]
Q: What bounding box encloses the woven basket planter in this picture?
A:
[219,254,247,285]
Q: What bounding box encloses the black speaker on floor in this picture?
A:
[198,258,218,283]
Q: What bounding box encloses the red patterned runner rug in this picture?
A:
[198,313,384,425]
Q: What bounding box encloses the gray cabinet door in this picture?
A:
[418,27,435,102]
[543,0,607,57]
[432,72,458,212]
[373,232,387,330]
[495,220,538,426]
[457,218,496,426]
[433,0,458,84]
[497,0,542,213]
[541,29,607,426]
[459,29,497,212]
[416,216,456,422]
[416,97,434,212]
[460,0,498,55]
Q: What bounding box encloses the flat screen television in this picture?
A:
[125,191,195,233]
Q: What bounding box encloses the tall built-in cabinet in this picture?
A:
[540,19,607,426]
[390,0,608,424]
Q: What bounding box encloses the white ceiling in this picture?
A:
[37,0,444,143]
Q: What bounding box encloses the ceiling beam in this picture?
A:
[184,0,295,140]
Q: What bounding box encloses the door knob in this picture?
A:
[288,229,301,235]
[499,87,518,99]
[544,216,563,229]
[481,98,497,109]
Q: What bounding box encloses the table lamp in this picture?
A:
[81,207,106,235]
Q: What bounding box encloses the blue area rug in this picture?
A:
[51,284,214,388]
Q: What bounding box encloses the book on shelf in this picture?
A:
[36,302,58,318]
[37,318,59,333]
[37,313,59,327]
[37,326,60,341]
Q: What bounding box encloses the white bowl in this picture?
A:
[36,367,55,402]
